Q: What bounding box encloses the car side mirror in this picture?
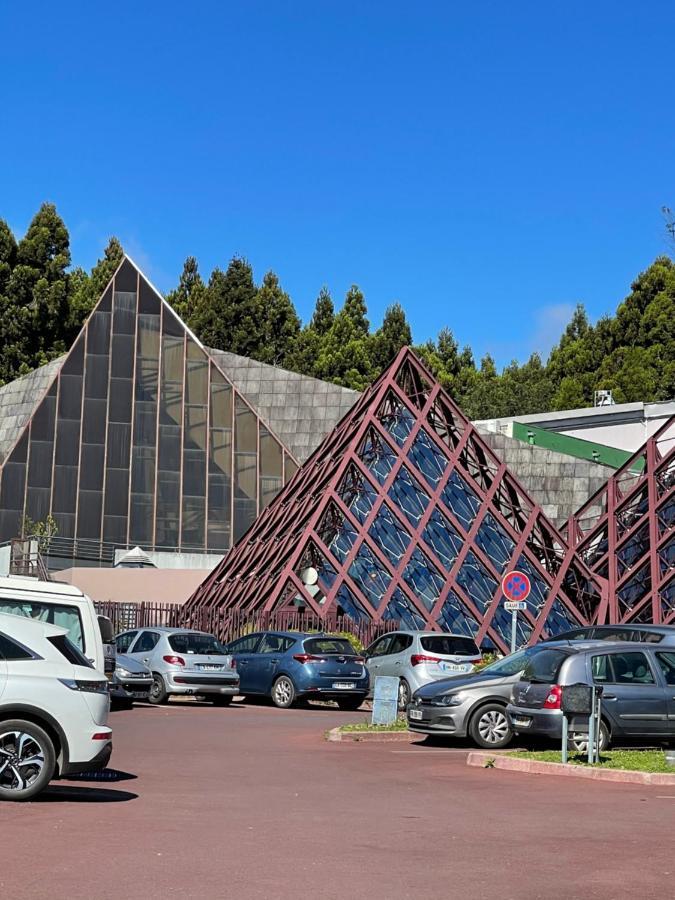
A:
[98,615,114,644]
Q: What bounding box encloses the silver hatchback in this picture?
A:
[365,631,481,709]
[115,627,240,706]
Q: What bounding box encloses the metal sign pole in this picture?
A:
[510,608,517,653]
[587,690,595,765]
[561,714,568,764]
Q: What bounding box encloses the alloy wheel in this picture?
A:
[273,678,293,706]
[0,730,46,794]
[398,680,411,710]
[477,709,509,745]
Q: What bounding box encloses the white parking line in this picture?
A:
[656,796,675,799]
[389,748,470,754]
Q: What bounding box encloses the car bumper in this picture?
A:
[406,702,470,736]
[110,678,153,700]
[507,704,563,737]
[61,741,113,776]
[300,687,369,700]
[165,672,240,696]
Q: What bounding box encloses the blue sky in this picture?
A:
[2,1,673,367]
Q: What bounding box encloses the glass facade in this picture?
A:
[0,258,297,556]
[186,350,606,652]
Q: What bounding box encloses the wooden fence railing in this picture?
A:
[94,600,400,649]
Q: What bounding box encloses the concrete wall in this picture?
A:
[55,568,209,605]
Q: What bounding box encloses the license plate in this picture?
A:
[198,665,222,671]
[439,662,472,673]
[333,682,356,689]
[513,716,532,727]
[409,709,423,720]
[131,691,148,699]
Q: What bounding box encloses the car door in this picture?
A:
[127,630,162,668]
[252,634,295,693]
[0,633,9,701]
[114,631,138,654]
[591,650,668,736]
[654,651,675,735]
[365,635,394,682]
[380,633,413,678]
[226,634,263,692]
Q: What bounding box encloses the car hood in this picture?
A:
[116,653,151,676]
[414,670,520,699]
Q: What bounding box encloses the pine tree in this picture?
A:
[315,285,374,390]
[309,287,335,335]
[256,271,301,366]
[192,256,263,357]
[166,256,207,328]
[6,203,71,372]
[372,302,412,371]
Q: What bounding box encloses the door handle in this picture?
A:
[239,660,249,665]
[143,658,150,664]
[270,658,279,664]
[394,661,401,666]
[603,695,617,701]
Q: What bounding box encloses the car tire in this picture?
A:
[571,720,610,754]
[0,719,56,802]
[398,679,412,711]
[469,704,512,749]
[148,674,169,705]
[210,695,233,707]
[336,697,364,712]
[271,676,296,709]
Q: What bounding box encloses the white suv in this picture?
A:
[0,612,113,801]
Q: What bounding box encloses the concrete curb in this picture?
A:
[466,751,675,785]
[326,727,420,743]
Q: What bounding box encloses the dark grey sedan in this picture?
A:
[407,645,549,748]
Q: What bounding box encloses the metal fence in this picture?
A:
[93,600,400,649]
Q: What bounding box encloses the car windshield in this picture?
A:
[420,635,479,656]
[169,633,226,655]
[304,638,356,655]
[479,646,541,677]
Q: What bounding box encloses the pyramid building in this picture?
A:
[0,257,318,559]
[568,418,675,625]
[185,348,608,652]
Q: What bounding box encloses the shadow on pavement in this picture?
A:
[36,785,138,803]
[65,768,137,783]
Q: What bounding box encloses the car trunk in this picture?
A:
[301,638,366,683]
[417,635,481,676]
[513,648,573,708]
[168,633,235,674]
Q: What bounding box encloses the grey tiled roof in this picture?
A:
[0,357,64,463]
[208,349,360,463]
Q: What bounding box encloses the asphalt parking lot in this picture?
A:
[3,699,675,899]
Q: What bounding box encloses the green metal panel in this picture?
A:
[511,421,644,472]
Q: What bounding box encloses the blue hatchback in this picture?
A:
[225,631,370,709]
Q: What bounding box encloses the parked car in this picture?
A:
[507,641,675,750]
[115,627,239,705]
[225,632,369,709]
[407,644,554,748]
[542,624,675,646]
[364,631,482,709]
[0,612,112,801]
[109,653,153,708]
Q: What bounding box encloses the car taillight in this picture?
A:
[543,685,562,709]
[354,657,365,664]
[163,655,186,666]
[230,658,237,669]
[293,654,322,664]
[410,654,442,667]
[91,732,110,741]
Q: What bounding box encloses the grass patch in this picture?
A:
[509,749,673,773]
[338,717,409,733]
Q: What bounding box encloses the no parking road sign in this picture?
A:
[501,570,531,652]
[502,570,531,602]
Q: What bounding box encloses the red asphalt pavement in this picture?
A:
[3,699,675,899]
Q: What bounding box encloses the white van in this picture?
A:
[0,577,111,674]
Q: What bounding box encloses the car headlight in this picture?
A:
[115,668,133,678]
[429,692,465,707]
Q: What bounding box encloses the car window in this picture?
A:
[593,629,633,642]
[0,599,84,652]
[115,631,138,653]
[259,635,294,654]
[0,633,35,660]
[656,652,675,685]
[228,635,261,653]
[523,648,571,683]
[131,631,161,653]
[368,636,393,658]
[169,633,226,655]
[420,635,479,656]
[388,634,413,655]
[303,637,355,655]
[557,629,590,641]
[592,651,656,684]
[47,635,93,667]
[632,630,664,644]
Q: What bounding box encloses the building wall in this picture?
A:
[56,567,208,605]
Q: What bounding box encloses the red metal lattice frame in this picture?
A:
[184,348,608,652]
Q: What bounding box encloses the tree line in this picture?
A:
[1,203,674,420]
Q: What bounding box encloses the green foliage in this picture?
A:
[338,716,409,733]
[256,271,301,367]
[22,513,59,551]
[191,257,263,357]
[68,236,123,338]
[509,749,673,773]
[165,255,206,329]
